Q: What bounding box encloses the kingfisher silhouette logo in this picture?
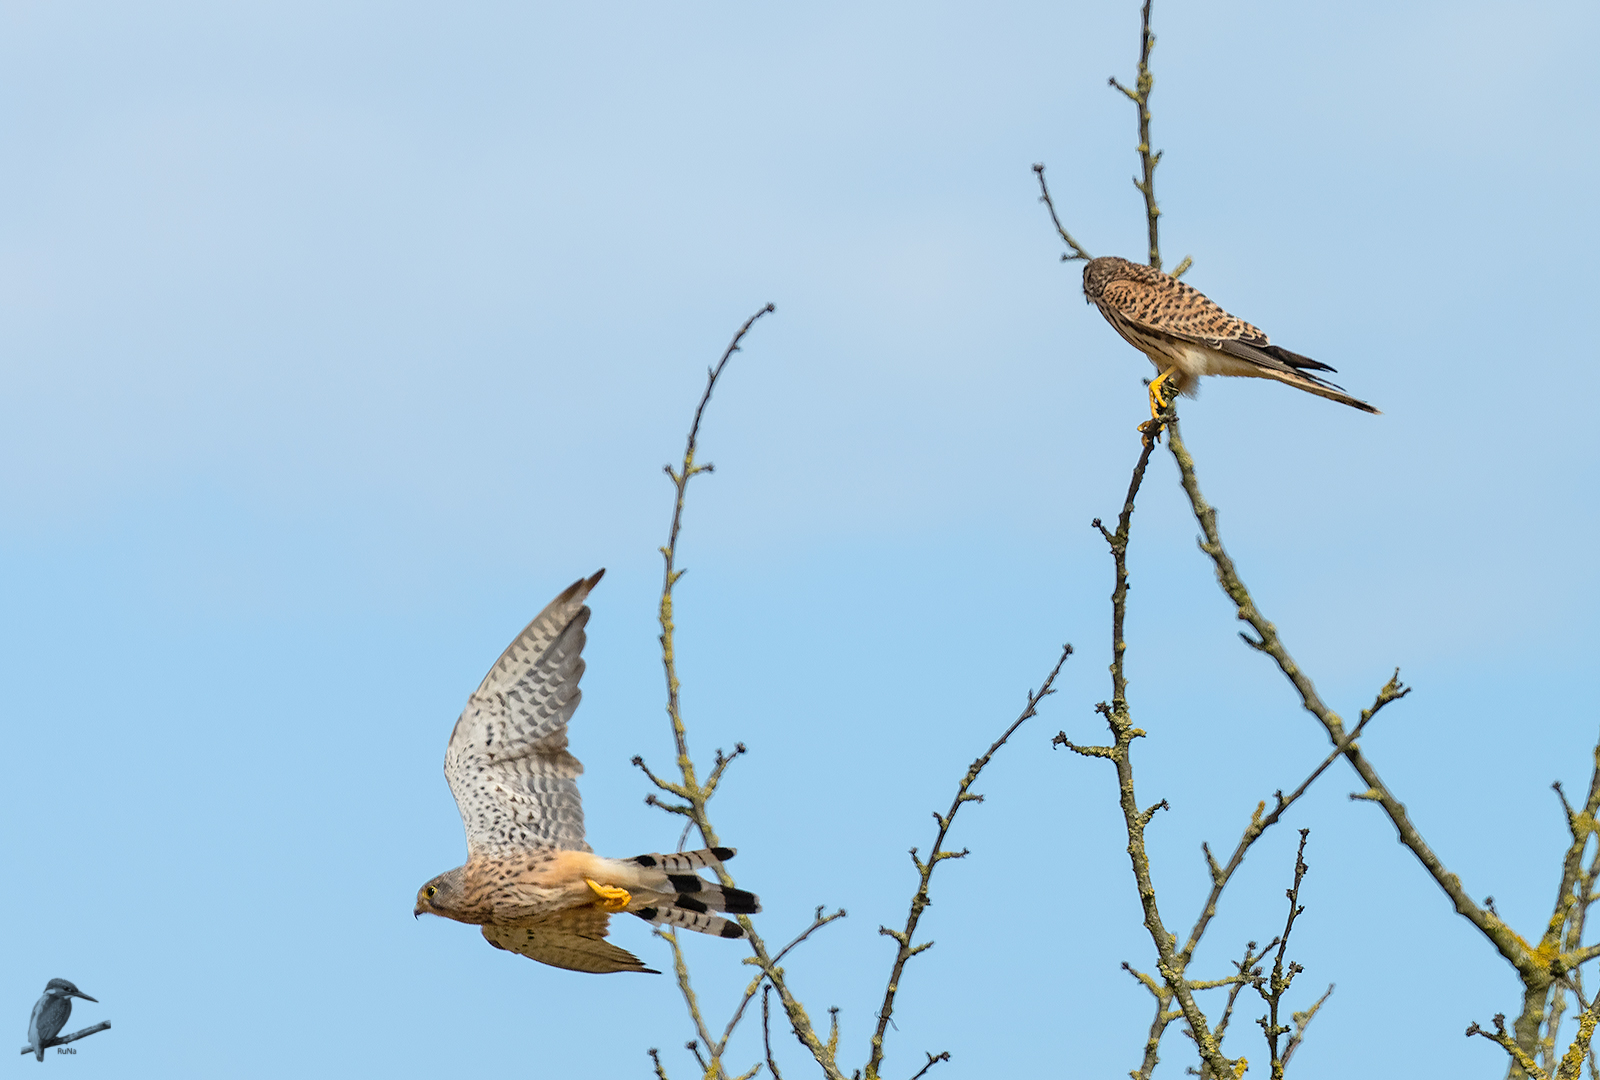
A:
[20,980,109,1061]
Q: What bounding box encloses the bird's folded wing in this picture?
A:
[482,908,659,975]
[444,571,604,859]
[1101,277,1276,351]
[1214,338,1341,378]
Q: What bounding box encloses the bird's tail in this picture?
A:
[606,848,761,940]
[1266,368,1380,414]
[628,847,737,874]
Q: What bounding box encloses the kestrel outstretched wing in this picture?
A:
[443,570,604,860]
[1098,270,1339,379]
[481,907,659,975]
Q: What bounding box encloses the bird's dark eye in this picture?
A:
[426,886,438,899]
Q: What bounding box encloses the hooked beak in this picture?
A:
[413,901,424,919]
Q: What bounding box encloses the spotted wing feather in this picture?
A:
[444,570,604,860]
[1099,270,1337,377]
[482,907,658,975]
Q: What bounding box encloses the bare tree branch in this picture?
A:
[656,303,776,800]
[1253,830,1314,1079]
[1107,0,1168,270]
[1055,429,1240,1080]
[635,306,851,1080]
[716,908,848,1060]
[762,986,784,1080]
[1282,984,1334,1071]
[1182,670,1408,974]
[1031,163,1093,262]
[658,927,719,1063]
[866,643,1073,1079]
[1469,1015,1550,1080]
[1162,416,1600,1075]
[1164,417,1521,955]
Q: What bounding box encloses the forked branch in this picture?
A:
[865,643,1074,1080]
[635,306,852,1080]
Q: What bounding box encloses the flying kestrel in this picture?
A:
[1082,256,1378,417]
[414,570,759,974]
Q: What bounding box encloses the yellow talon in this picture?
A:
[1147,366,1179,418]
[1138,367,1180,441]
[586,879,631,912]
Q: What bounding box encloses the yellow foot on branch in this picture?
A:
[1147,366,1178,418]
[586,879,632,912]
[1138,368,1179,442]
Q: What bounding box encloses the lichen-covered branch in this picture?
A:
[656,303,776,801]
[633,305,851,1080]
[761,986,783,1080]
[1055,429,1240,1080]
[865,643,1073,1080]
[1281,984,1334,1073]
[1107,0,1163,269]
[717,907,846,1062]
[1164,417,1600,1075]
[1184,670,1407,974]
[1253,830,1316,1079]
[658,926,719,1060]
[1470,1015,1551,1080]
[1164,418,1513,946]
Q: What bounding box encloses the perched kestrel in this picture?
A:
[414,570,760,975]
[1082,256,1378,417]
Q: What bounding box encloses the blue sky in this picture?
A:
[3,1,1597,1076]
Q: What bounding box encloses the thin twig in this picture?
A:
[655,303,776,804]
[705,744,749,799]
[1107,0,1163,269]
[906,1051,952,1080]
[717,908,848,1058]
[1254,830,1312,1079]
[1216,942,1269,1046]
[636,306,849,1080]
[762,986,784,1080]
[1469,1015,1550,1080]
[1031,163,1093,262]
[1182,670,1408,974]
[658,927,719,1073]
[866,643,1073,1079]
[1282,984,1334,1070]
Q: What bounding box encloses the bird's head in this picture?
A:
[43,979,95,1003]
[1082,255,1135,302]
[414,867,467,919]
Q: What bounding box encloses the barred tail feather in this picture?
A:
[632,904,746,940]
[607,848,760,938]
[618,851,760,914]
[629,848,736,873]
